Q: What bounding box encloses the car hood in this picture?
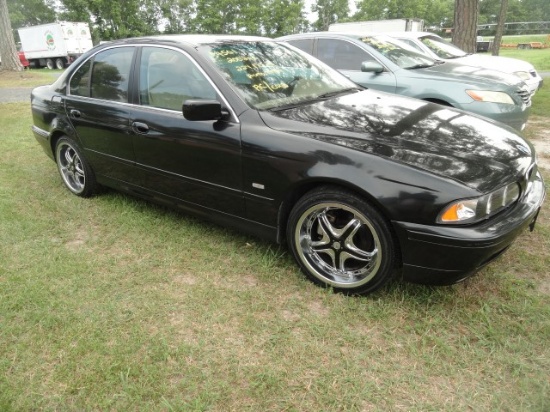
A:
[259,90,534,193]
[412,61,525,89]
[452,54,536,73]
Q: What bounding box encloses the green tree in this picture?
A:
[59,0,161,41]
[191,0,238,33]
[159,0,195,33]
[312,0,349,31]
[452,0,478,53]
[0,0,23,71]
[492,0,508,55]
[353,0,454,28]
[263,0,307,37]
[7,0,56,29]
[521,0,550,21]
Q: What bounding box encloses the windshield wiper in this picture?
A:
[407,63,435,70]
[267,88,362,112]
[315,87,362,99]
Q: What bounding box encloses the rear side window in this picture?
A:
[287,39,314,54]
[317,39,374,71]
[90,48,134,102]
[69,47,135,102]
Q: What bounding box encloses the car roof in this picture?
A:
[106,34,271,47]
[279,32,394,40]
[382,32,440,39]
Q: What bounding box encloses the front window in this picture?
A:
[200,41,358,110]
[420,36,468,59]
[358,36,436,69]
[139,46,217,111]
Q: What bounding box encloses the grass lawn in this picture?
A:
[0,65,549,410]
[0,69,62,88]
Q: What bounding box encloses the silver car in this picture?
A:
[388,31,543,95]
[278,32,531,131]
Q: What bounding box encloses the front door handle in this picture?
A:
[69,109,81,118]
[132,122,149,134]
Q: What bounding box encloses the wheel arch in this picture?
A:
[422,98,453,107]
[276,178,398,244]
[50,130,69,161]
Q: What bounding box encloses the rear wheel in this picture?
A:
[287,187,396,295]
[55,58,65,69]
[46,59,54,70]
[55,137,98,197]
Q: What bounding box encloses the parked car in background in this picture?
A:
[30,35,545,295]
[278,32,532,131]
[0,51,29,68]
[18,51,30,68]
[388,32,543,95]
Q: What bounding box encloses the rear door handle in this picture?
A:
[69,109,81,118]
[132,122,149,134]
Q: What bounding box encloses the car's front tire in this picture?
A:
[55,137,97,197]
[287,187,396,295]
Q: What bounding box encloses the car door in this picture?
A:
[65,46,137,182]
[315,38,397,93]
[130,46,244,216]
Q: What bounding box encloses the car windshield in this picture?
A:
[200,40,358,110]
[358,35,436,69]
[420,36,468,59]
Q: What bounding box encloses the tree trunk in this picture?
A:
[492,0,509,56]
[0,0,23,71]
[452,0,479,54]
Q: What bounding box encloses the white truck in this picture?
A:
[328,19,425,33]
[18,22,94,69]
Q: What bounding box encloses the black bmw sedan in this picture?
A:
[30,35,546,295]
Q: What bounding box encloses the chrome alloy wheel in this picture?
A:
[56,141,86,195]
[294,203,382,288]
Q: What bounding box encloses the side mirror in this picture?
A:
[361,61,385,73]
[182,100,227,121]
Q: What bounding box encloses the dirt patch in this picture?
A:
[525,116,550,171]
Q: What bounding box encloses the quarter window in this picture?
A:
[69,60,92,97]
[139,47,217,111]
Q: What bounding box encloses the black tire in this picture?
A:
[55,137,98,197]
[55,58,65,70]
[287,186,396,295]
[46,59,54,70]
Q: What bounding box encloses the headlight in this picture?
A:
[466,90,515,104]
[437,182,520,224]
[514,71,531,81]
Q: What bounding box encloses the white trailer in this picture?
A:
[329,19,425,33]
[18,22,94,69]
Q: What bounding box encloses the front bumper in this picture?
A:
[393,171,545,285]
[455,100,531,131]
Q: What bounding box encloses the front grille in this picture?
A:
[516,88,531,106]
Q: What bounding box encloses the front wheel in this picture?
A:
[287,187,396,295]
[55,137,97,197]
